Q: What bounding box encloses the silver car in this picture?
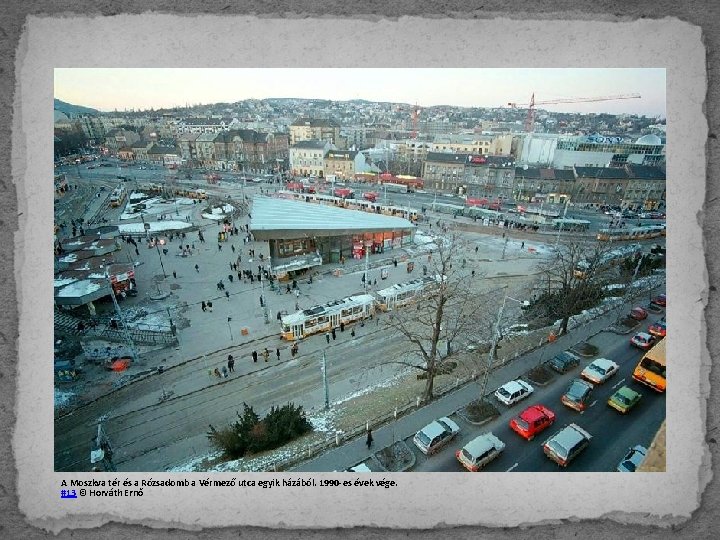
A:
[412,417,460,455]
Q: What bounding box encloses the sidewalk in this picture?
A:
[292,287,663,472]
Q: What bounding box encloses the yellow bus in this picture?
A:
[632,338,666,392]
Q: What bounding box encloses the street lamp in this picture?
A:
[227,316,234,341]
[480,293,528,396]
[321,350,330,410]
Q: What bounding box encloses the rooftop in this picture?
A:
[249,196,415,240]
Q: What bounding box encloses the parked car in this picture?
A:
[630,307,648,320]
[561,378,594,411]
[412,417,460,455]
[494,379,534,406]
[455,432,505,472]
[543,423,592,467]
[509,404,556,440]
[617,445,648,472]
[608,386,642,414]
[581,358,619,385]
[648,320,667,338]
[651,294,667,307]
[547,350,581,373]
[630,332,656,350]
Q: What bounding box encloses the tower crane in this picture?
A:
[396,103,422,139]
[508,93,641,133]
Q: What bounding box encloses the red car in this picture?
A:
[630,307,648,320]
[630,332,656,350]
[509,404,556,440]
[648,320,667,338]
[651,294,667,307]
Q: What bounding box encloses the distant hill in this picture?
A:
[54,98,99,117]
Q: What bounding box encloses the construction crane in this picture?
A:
[508,93,641,133]
[396,103,422,139]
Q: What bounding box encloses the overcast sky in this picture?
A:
[54,68,666,117]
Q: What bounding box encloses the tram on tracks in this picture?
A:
[596,224,666,242]
[280,275,443,340]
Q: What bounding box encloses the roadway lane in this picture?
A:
[411,310,666,472]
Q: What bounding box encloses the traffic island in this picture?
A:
[525,364,555,386]
[569,342,599,358]
[373,440,416,472]
[609,317,640,334]
[457,398,500,426]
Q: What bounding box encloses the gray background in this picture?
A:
[1,1,718,538]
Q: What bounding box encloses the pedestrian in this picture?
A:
[276,348,280,361]
[332,328,336,340]
[475,245,479,253]
[225,290,230,300]
[218,244,222,251]
[230,262,234,271]
[351,327,356,338]
[195,264,199,273]
[252,350,258,363]
[295,300,300,311]
[221,366,228,378]
[173,270,177,279]
[366,429,373,449]
[201,301,207,312]
[135,247,139,256]
[291,342,298,357]
[292,279,298,290]
[521,241,525,249]
[263,348,270,362]
[326,332,330,344]
[340,322,345,332]
[277,311,282,321]
[286,284,291,294]
[227,355,234,372]
[228,274,234,283]
[207,301,213,312]
[295,289,300,299]
[238,271,242,282]
[214,367,222,378]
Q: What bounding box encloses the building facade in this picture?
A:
[289,117,341,146]
[289,140,332,177]
[464,155,516,200]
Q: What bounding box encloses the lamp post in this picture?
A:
[103,263,139,363]
[480,293,528,397]
[227,316,234,341]
[321,351,330,410]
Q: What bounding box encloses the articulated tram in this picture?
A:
[280,294,375,341]
[597,224,666,242]
[280,275,442,340]
[375,276,440,311]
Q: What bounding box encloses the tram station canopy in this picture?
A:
[250,196,416,240]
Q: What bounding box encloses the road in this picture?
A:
[408,310,665,472]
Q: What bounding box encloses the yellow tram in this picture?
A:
[280,294,375,341]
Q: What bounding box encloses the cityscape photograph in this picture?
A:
[52,68,667,474]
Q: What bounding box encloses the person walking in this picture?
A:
[325,332,330,344]
[351,327,356,338]
[227,355,234,372]
[291,342,298,357]
[207,301,213,312]
[201,301,207,312]
[331,328,336,341]
[276,348,281,361]
[252,350,258,363]
[263,348,270,362]
[173,270,177,279]
[195,264,199,273]
[366,429,373,449]
[228,274,234,283]
[231,244,235,253]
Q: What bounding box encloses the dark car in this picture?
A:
[561,378,594,412]
[547,351,581,374]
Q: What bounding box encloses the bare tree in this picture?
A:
[526,241,612,335]
[382,233,496,403]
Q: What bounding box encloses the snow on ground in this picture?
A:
[201,203,235,221]
[412,231,435,245]
[56,280,103,297]
[54,388,76,408]
[119,221,192,234]
[122,307,172,331]
[165,451,222,473]
[54,277,77,288]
